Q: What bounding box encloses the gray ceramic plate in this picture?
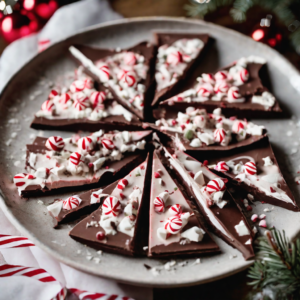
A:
[1,17,300,288]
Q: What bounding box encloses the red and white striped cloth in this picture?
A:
[70,288,135,300]
[0,234,35,249]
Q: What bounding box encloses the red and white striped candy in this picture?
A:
[13,173,28,187]
[63,196,81,210]
[213,128,226,143]
[169,204,182,216]
[239,68,249,83]
[58,93,71,108]
[45,136,65,152]
[244,161,257,175]
[167,51,183,65]
[48,89,58,99]
[202,73,215,84]
[117,69,136,87]
[206,178,226,194]
[214,161,230,172]
[215,71,229,81]
[117,178,129,190]
[73,92,90,111]
[227,86,242,101]
[69,152,82,166]
[232,121,245,133]
[97,63,110,82]
[41,100,54,112]
[165,216,183,234]
[154,196,165,213]
[90,91,106,108]
[102,196,121,216]
[197,83,213,97]
[214,81,230,94]
[70,79,93,93]
[101,138,115,150]
[124,52,137,65]
[78,136,95,152]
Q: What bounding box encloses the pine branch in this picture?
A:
[248,229,300,299]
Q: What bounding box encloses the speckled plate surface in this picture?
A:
[1,17,300,288]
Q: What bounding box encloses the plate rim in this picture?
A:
[0,16,299,288]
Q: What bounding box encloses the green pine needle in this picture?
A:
[247,229,300,299]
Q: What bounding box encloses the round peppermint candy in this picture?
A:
[45,136,65,152]
[166,51,183,65]
[78,136,95,152]
[73,92,90,111]
[101,138,115,150]
[165,216,183,234]
[214,71,229,81]
[202,73,215,84]
[232,121,245,133]
[90,91,106,108]
[70,79,93,93]
[213,128,226,143]
[59,93,71,108]
[97,63,110,82]
[214,161,230,172]
[239,68,249,83]
[197,83,213,98]
[117,178,129,190]
[117,69,136,87]
[227,86,242,101]
[244,161,257,175]
[124,52,137,66]
[154,196,165,213]
[214,81,230,94]
[41,100,54,112]
[48,89,58,99]
[63,196,81,210]
[69,152,82,166]
[102,196,121,216]
[206,178,226,194]
[13,173,30,187]
[169,204,182,216]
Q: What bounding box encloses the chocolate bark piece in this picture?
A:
[159,148,254,260]
[155,57,282,119]
[69,42,156,121]
[150,107,267,151]
[152,33,210,107]
[31,98,143,132]
[204,136,299,212]
[148,151,219,258]
[69,156,152,256]
[14,130,152,197]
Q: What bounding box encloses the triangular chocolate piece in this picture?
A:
[151,107,267,151]
[47,181,116,228]
[152,33,209,106]
[69,156,151,256]
[31,70,142,132]
[206,136,298,212]
[160,148,254,260]
[13,130,151,197]
[156,56,282,118]
[148,151,219,258]
[69,42,156,121]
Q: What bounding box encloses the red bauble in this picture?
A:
[35,0,58,19]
